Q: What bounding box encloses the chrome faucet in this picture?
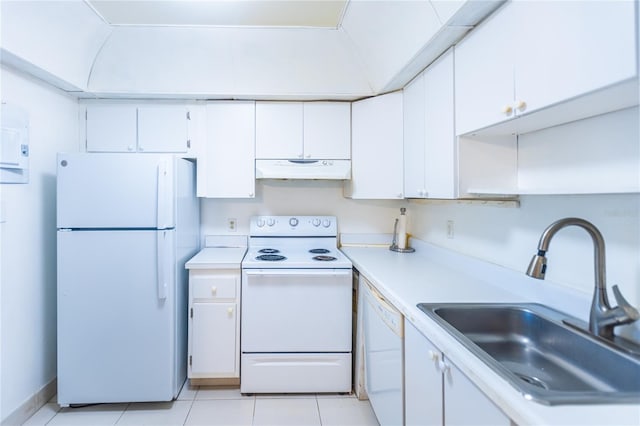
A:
[526,217,639,340]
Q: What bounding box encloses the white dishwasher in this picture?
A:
[362,276,404,426]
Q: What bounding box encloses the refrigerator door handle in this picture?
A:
[156,160,169,229]
[157,231,168,300]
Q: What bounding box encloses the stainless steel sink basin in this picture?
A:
[417,303,640,405]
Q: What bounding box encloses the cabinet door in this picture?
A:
[137,105,189,153]
[200,101,255,198]
[303,102,351,159]
[404,321,443,426]
[454,2,515,135]
[424,49,456,199]
[86,105,137,152]
[403,73,426,198]
[255,102,303,159]
[346,92,404,199]
[444,359,510,426]
[515,0,637,116]
[190,302,238,377]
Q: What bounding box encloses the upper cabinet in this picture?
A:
[255,101,350,160]
[198,101,256,198]
[255,102,303,159]
[403,48,456,199]
[85,105,137,152]
[303,102,351,159]
[138,106,191,153]
[85,104,190,153]
[345,91,404,199]
[455,0,638,136]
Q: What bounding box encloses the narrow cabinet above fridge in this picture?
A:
[83,102,193,154]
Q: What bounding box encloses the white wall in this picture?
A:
[0,65,79,422]
[409,194,639,303]
[409,194,640,341]
[409,109,639,327]
[200,179,404,239]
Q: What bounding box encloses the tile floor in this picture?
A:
[22,384,379,426]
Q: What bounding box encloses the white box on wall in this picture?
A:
[1,103,29,184]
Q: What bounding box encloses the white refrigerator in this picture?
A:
[56,153,199,406]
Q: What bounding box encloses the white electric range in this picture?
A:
[240,216,353,394]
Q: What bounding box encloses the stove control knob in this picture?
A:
[312,218,321,227]
[267,218,276,227]
[289,217,299,227]
[322,219,331,228]
[256,218,265,227]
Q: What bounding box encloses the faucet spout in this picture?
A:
[526,217,639,340]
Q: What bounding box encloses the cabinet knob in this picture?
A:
[298,154,304,158]
[428,350,439,362]
[305,154,311,159]
[249,192,254,197]
[516,100,527,112]
[127,145,135,152]
[397,193,403,198]
[211,286,217,295]
[501,105,513,116]
[227,307,233,314]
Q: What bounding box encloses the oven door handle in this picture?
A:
[244,269,352,277]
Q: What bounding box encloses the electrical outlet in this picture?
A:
[227,218,237,232]
[446,220,454,239]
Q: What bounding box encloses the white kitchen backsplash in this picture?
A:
[203,235,248,248]
[200,179,404,236]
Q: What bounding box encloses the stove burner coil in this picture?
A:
[256,254,287,261]
[309,248,331,254]
[313,255,337,261]
[258,248,280,254]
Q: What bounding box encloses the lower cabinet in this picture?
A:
[188,270,240,381]
[405,320,511,426]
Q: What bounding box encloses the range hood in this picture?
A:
[255,159,351,180]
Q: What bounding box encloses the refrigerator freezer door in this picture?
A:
[56,153,175,229]
[57,229,178,405]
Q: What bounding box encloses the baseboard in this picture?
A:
[1,378,57,426]
[190,377,240,387]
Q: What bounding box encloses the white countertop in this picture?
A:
[185,247,247,269]
[341,240,640,426]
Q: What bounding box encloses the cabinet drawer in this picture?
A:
[192,275,237,300]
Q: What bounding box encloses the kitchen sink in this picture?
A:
[417,303,640,405]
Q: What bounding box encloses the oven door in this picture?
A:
[241,269,352,353]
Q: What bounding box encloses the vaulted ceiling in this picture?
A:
[0,0,503,100]
[87,0,349,28]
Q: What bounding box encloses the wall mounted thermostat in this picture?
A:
[1,103,30,184]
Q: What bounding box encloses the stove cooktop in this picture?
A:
[242,245,352,269]
[242,215,352,269]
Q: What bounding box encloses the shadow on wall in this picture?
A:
[42,173,58,376]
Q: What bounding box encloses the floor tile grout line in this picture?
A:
[182,398,197,426]
[315,395,324,426]
[182,383,198,426]
[42,403,61,425]
[251,394,257,426]
[113,403,130,425]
